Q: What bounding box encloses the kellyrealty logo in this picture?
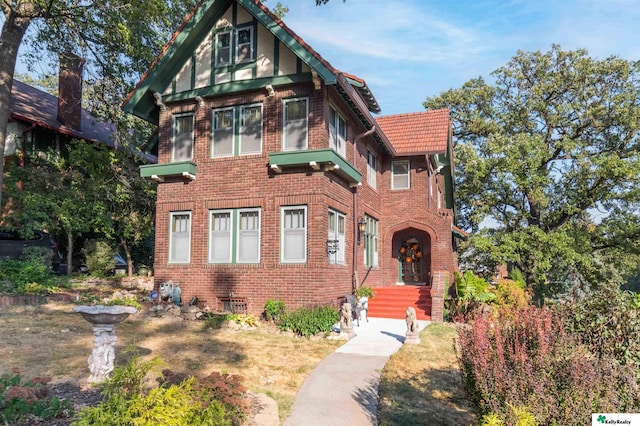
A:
[593,414,639,425]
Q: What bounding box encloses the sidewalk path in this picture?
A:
[284,317,430,426]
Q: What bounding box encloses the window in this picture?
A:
[283,98,308,151]
[211,104,262,157]
[239,105,262,154]
[169,212,191,263]
[209,208,261,264]
[235,26,254,63]
[329,106,347,157]
[281,206,307,263]
[172,114,194,161]
[367,150,377,189]
[364,215,378,267]
[391,160,410,190]
[215,30,232,66]
[212,108,234,157]
[328,209,346,264]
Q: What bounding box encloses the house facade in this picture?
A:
[124,0,462,318]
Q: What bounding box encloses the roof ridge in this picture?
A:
[376,108,450,120]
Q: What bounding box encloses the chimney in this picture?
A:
[57,53,85,131]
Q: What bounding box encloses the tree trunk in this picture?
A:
[66,232,74,276]
[121,237,134,277]
[0,11,32,213]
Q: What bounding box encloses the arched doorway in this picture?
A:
[392,229,432,285]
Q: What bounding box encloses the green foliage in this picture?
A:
[562,285,640,374]
[0,258,62,294]
[481,404,538,426]
[263,299,286,321]
[425,45,640,294]
[105,296,142,310]
[354,286,375,300]
[0,369,72,424]
[448,271,496,321]
[202,313,258,329]
[278,306,339,338]
[82,239,116,277]
[491,279,531,314]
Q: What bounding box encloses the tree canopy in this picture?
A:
[424,45,640,297]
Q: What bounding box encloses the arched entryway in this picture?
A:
[392,229,432,285]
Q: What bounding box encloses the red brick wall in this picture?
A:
[151,81,458,315]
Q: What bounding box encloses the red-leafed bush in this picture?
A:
[456,306,640,424]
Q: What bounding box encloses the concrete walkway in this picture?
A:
[284,317,430,426]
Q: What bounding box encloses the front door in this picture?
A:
[398,238,424,283]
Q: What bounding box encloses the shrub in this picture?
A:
[0,258,60,294]
[74,354,243,426]
[562,285,640,375]
[448,271,496,322]
[354,286,375,300]
[491,278,531,315]
[278,305,339,338]
[456,306,640,424]
[263,299,286,322]
[82,240,115,277]
[0,369,71,424]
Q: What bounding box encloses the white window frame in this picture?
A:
[328,209,346,265]
[208,208,261,264]
[214,30,232,67]
[329,106,347,158]
[211,107,235,158]
[209,209,233,263]
[169,211,191,264]
[172,114,194,162]
[235,26,254,63]
[237,208,261,263]
[239,104,263,155]
[391,160,410,190]
[367,150,377,189]
[364,215,378,268]
[281,205,307,264]
[282,98,309,151]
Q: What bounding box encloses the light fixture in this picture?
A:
[357,217,367,245]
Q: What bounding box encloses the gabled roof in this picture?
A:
[10,80,156,163]
[123,0,382,120]
[375,109,450,155]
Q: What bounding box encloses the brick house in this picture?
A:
[124,0,463,321]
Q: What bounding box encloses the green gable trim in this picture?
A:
[162,73,312,103]
[269,149,362,184]
[140,161,197,179]
[237,0,337,85]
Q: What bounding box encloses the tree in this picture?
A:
[424,46,640,298]
[0,0,196,211]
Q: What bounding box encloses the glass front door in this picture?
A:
[398,238,423,283]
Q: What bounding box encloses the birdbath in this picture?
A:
[73,305,137,383]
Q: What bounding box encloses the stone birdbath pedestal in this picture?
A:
[73,305,137,383]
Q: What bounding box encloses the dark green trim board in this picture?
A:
[268,149,362,184]
[140,161,197,178]
[191,53,196,88]
[273,38,279,75]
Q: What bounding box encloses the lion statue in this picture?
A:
[406,307,418,334]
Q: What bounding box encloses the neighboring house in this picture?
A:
[124,0,463,320]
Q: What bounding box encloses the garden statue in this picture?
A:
[405,307,420,344]
[73,305,137,382]
[339,302,355,338]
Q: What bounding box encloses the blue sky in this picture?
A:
[277,0,640,116]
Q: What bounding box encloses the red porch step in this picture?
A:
[367,286,431,321]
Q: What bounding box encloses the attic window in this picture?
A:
[215,30,232,66]
[236,27,254,63]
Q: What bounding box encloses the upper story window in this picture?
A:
[169,211,191,263]
[329,106,347,157]
[328,209,345,265]
[364,215,378,268]
[212,104,262,157]
[172,114,194,162]
[281,205,307,263]
[236,27,254,63]
[215,26,254,67]
[283,98,308,151]
[367,150,377,189]
[391,160,410,190]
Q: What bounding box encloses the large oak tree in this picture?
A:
[424,45,640,297]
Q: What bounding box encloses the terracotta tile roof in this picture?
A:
[375,109,450,155]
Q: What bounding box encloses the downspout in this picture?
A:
[352,126,376,293]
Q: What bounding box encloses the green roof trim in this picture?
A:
[269,149,361,183]
[140,161,197,178]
